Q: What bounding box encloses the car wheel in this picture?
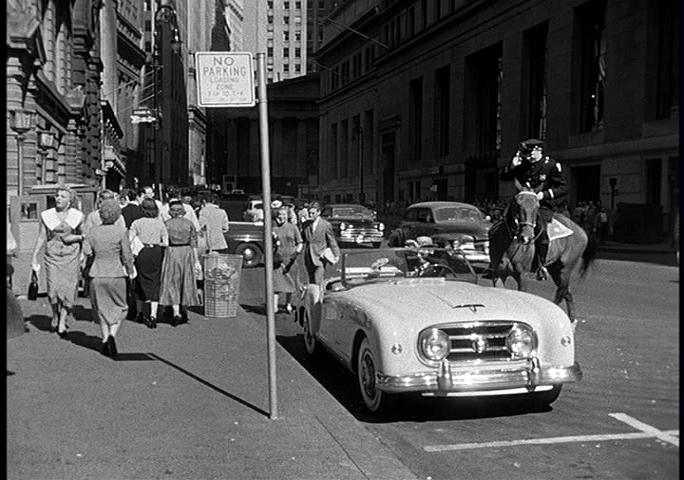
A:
[235,242,262,268]
[302,310,318,356]
[531,385,562,406]
[357,338,393,414]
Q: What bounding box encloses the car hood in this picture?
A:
[340,280,557,330]
[432,222,490,238]
[327,217,377,226]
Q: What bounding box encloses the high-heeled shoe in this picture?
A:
[171,315,182,327]
[149,316,157,329]
[57,329,69,339]
[101,340,111,357]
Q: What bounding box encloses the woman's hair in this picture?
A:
[140,198,158,218]
[97,189,117,206]
[168,199,185,217]
[99,199,121,225]
[54,185,77,208]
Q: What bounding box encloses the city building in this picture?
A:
[306,0,332,73]
[316,0,678,238]
[243,0,308,83]
[7,0,102,199]
[100,0,146,191]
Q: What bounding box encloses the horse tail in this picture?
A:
[579,232,598,277]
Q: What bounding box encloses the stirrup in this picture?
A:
[536,265,549,281]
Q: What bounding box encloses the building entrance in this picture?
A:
[572,165,601,204]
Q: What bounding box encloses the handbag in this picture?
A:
[27,270,38,301]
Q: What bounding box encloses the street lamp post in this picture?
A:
[153,3,182,199]
[9,108,37,197]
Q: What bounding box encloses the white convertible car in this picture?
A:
[296,248,582,415]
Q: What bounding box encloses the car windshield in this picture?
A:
[330,206,372,218]
[325,248,478,287]
[434,207,482,223]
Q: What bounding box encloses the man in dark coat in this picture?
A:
[500,139,568,280]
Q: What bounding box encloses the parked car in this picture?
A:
[295,247,581,415]
[242,198,264,222]
[223,221,265,268]
[388,201,491,264]
[321,203,384,248]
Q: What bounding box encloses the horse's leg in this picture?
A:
[553,264,576,323]
[548,262,564,304]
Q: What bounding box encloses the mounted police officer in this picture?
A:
[500,139,568,280]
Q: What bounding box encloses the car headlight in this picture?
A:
[506,325,537,358]
[418,328,450,361]
[377,222,385,231]
[340,222,346,231]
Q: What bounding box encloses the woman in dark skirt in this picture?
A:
[272,206,303,313]
[159,199,201,326]
[83,199,136,357]
[129,198,168,328]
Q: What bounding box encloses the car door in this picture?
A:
[402,208,419,239]
[414,208,435,237]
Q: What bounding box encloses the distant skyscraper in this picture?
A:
[306,0,331,73]
[243,0,308,83]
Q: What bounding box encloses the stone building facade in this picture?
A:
[316,0,678,236]
[6,0,103,199]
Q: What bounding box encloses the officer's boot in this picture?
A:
[535,236,549,281]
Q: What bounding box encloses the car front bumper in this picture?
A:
[376,358,582,396]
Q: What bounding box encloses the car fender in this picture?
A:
[302,284,323,334]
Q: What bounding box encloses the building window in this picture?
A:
[649,0,679,120]
[295,64,301,73]
[284,64,290,72]
[145,41,151,52]
[330,123,338,179]
[284,16,289,24]
[465,44,503,157]
[575,0,606,133]
[409,77,423,163]
[283,47,289,57]
[268,15,273,23]
[340,119,349,178]
[284,1,290,8]
[407,7,415,36]
[145,20,151,31]
[364,109,374,174]
[283,31,289,41]
[295,1,302,9]
[295,16,301,24]
[295,47,301,58]
[295,31,301,41]
[523,22,548,140]
[434,65,450,156]
[268,47,273,56]
[268,1,273,8]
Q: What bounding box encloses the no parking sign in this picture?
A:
[195,52,255,107]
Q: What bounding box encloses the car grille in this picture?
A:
[340,227,383,240]
[442,322,517,362]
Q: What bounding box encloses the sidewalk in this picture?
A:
[7,294,417,480]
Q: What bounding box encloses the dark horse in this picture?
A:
[488,190,597,323]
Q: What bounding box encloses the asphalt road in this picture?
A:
[239,255,679,480]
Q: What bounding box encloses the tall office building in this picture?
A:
[306,0,331,73]
[243,0,308,83]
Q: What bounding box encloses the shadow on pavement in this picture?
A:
[276,331,553,424]
[67,330,107,354]
[147,353,269,418]
[25,314,53,332]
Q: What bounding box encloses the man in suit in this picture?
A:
[198,192,230,254]
[302,201,340,285]
[120,189,143,229]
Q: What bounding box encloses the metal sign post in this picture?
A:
[195,51,277,419]
[256,53,277,420]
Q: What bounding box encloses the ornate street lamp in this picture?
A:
[152,3,182,198]
[9,108,37,197]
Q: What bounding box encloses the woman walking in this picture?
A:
[159,199,201,326]
[129,198,168,328]
[273,206,303,313]
[83,199,136,357]
[31,186,84,338]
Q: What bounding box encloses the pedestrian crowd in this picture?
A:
[23,184,339,358]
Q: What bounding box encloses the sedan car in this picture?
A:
[321,204,384,248]
[388,201,491,264]
[296,248,581,415]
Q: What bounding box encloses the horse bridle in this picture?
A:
[513,190,543,243]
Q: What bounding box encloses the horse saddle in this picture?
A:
[547,218,573,242]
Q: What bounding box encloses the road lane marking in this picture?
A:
[609,412,679,447]
[423,413,678,452]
